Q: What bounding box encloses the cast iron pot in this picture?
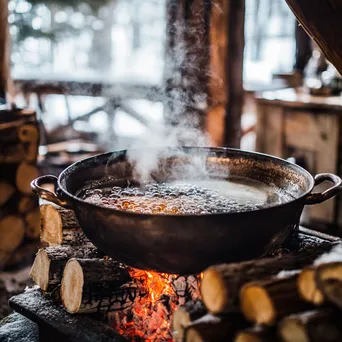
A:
[31,147,342,275]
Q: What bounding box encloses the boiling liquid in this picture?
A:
[78,178,286,215]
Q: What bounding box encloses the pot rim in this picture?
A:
[56,146,315,217]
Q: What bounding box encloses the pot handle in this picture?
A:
[30,175,71,208]
[305,173,342,205]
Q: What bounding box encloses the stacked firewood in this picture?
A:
[30,203,141,314]
[172,240,342,342]
[0,109,40,270]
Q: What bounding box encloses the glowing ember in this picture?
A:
[109,269,201,341]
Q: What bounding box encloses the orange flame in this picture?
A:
[113,269,202,341]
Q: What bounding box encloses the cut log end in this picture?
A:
[0,180,15,207]
[29,249,51,291]
[316,262,342,309]
[298,268,324,305]
[235,333,264,342]
[279,319,308,342]
[16,162,39,195]
[172,308,192,341]
[61,258,84,313]
[40,204,63,246]
[240,285,275,325]
[234,326,275,342]
[184,327,204,342]
[172,300,207,342]
[201,268,227,314]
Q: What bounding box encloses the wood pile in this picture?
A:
[172,241,342,342]
[0,108,40,270]
[30,204,138,314]
[30,203,342,341]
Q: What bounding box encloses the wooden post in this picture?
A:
[165,0,245,147]
[0,0,9,100]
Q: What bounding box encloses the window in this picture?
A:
[244,0,296,82]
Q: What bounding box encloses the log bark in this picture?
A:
[0,215,25,270]
[234,326,276,342]
[279,309,342,342]
[201,242,336,314]
[17,124,39,163]
[40,204,89,246]
[316,262,342,309]
[240,273,310,325]
[172,299,207,342]
[184,313,247,342]
[285,0,342,76]
[29,245,102,292]
[60,258,132,314]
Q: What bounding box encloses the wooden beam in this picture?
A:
[0,0,9,100]
[285,0,342,75]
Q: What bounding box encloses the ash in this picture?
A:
[108,272,201,341]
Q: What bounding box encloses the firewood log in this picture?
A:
[24,207,40,239]
[18,196,38,214]
[40,204,89,246]
[172,300,207,342]
[234,326,276,342]
[60,258,132,314]
[18,124,39,163]
[5,240,39,270]
[278,309,342,342]
[240,273,310,325]
[297,267,325,305]
[0,180,15,207]
[316,262,342,309]
[16,162,39,195]
[18,124,39,143]
[201,243,335,314]
[183,313,247,342]
[0,215,25,270]
[298,244,342,307]
[29,245,102,292]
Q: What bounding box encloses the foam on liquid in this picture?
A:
[77,178,285,215]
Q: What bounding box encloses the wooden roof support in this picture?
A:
[285,0,342,75]
[165,0,245,148]
[0,0,9,100]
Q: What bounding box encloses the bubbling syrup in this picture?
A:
[77,178,285,215]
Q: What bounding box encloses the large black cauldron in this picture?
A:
[31,147,342,274]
